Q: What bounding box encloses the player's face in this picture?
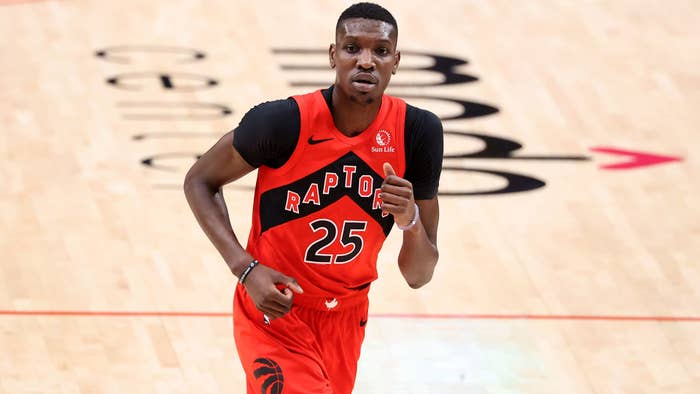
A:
[330,18,400,104]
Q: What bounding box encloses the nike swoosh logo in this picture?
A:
[308,136,334,145]
[360,319,368,327]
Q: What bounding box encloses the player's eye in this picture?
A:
[345,44,358,53]
[376,47,389,56]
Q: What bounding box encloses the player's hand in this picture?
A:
[381,162,416,227]
[242,263,303,320]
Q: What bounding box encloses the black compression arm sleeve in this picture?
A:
[232,99,300,168]
[404,105,444,200]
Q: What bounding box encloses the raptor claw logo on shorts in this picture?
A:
[253,358,284,394]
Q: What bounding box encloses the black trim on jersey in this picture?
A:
[232,86,443,199]
[259,152,394,236]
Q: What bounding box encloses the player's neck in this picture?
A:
[331,86,382,137]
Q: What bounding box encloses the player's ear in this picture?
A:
[392,50,400,75]
[329,43,336,69]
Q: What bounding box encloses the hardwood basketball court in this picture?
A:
[1,0,699,392]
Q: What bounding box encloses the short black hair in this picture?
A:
[336,2,398,38]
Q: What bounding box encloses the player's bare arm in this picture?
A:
[381,163,439,288]
[183,131,302,319]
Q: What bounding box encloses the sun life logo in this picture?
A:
[375,129,391,146]
[372,129,395,153]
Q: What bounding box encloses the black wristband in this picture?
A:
[238,260,259,284]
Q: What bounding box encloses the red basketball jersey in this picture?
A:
[244,90,407,299]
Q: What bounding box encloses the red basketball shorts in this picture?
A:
[233,284,370,394]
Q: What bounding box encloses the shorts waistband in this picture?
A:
[292,287,370,312]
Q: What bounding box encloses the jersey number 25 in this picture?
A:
[304,219,367,264]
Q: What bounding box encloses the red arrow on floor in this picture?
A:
[590,146,682,170]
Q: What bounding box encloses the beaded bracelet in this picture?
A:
[238,259,259,284]
[397,203,420,231]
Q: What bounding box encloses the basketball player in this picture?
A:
[184,3,443,393]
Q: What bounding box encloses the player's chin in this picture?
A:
[350,93,378,105]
